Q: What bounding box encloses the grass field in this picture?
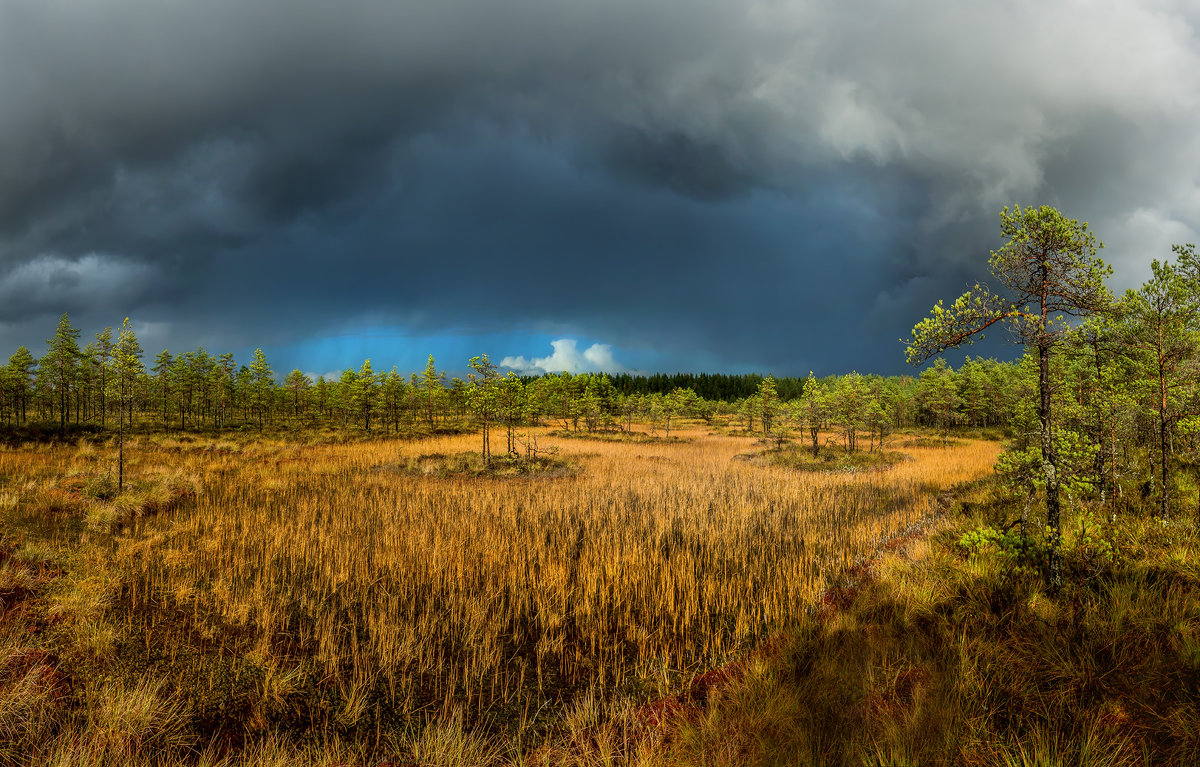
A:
[0,425,999,763]
[659,481,1200,767]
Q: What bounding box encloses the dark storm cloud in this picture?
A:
[0,0,1197,373]
[592,129,756,201]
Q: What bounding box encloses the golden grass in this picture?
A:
[662,484,1200,767]
[0,426,999,749]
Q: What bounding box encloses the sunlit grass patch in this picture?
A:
[0,425,999,762]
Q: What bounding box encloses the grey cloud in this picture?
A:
[0,253,158,319]
[0,0,1197,373]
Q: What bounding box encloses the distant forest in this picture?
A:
[1,313,1018,443]
[544,372,806,402]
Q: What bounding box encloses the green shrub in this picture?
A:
[1063,511,1116,580]
[957,524,1045,574]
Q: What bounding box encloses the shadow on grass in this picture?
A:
[658,496,1200,767]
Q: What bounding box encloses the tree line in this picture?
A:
[1,314,1027,444]
[602,372,806,402]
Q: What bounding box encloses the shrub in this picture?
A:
[957,524,1045,574]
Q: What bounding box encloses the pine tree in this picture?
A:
[284,369,311,424]
[314,375,330,423]
[497,372,526,454]
[381,368,406,434]
[800,373,828,457]
[336,369,358,426]
[215,353,236,428]
[355,360,377,431]
[664,387,698,438]
[113,318,144,491]
[44,313,81,431]
[1124,245,1200,519]
[151,350,174,430]
[422,355,444,429]
[7,347,35,425]
[832,372,867,452]
[93,327,113,428]
[917,359,962,444]
[248,349,274,428]
[757,376,780,438]
[1066,313,1136,506]
[467,355,500,464]
[907,205,1112,592]
[191,348,217,427]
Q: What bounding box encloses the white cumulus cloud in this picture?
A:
[501,339,630,375]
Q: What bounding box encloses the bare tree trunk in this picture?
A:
[1092,346,1107,504]
[118,380,125,492]
[1160,373,1171,520]
[1039,339,1062,593]
[481,414,490,465]
[1111,417,1118,506]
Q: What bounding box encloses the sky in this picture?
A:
[1,0,1198,378]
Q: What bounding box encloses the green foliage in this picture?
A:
[1122,244,1200,519]
[757,375,779,437]
[663,386,699,437]
[994,443,1041,494]
[957,524,1045,573]
[43,313,82,429]
[1064,511,1116,578]
[422,354,445,428]
[353,359,377,430]
[907,205,1112,364]
[907,205,1115,594]
[467,354,500,462]
[906,286,1013,365]
[916,358,962,440]
[605,371,806,401]
[997,431,1099,495]
[991,205,1110,336]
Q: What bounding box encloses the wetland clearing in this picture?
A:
[0,425,998,761]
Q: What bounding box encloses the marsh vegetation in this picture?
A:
[0,425,996,763]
